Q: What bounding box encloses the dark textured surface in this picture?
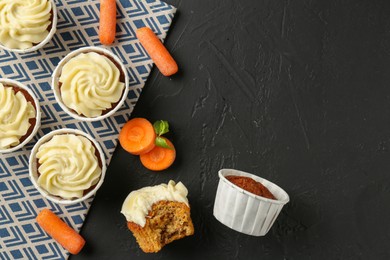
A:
[73,0,390,259]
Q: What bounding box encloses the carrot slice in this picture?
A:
[36,209,85,255]
[99,0,116,45]
[119,118,156,155]
[136,27,178,76]
[140,137,176,171]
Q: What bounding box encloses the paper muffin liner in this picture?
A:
[51,46,130,122]
[0,0,57,53]
[0,79,41,154]
[213,169,289,236]
[29,128,107,205]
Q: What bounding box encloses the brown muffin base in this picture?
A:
[127,201,194,253]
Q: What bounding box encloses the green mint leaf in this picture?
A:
[155,136,173,149]
[153,120,169,136]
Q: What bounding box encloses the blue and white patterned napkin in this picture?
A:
[0,0,176,259]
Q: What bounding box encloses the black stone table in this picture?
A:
[73,0,390,259]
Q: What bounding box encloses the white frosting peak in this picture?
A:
[121,180,189,227]
[59,52,125,118]
[0,0,52,50]
[0,83,36,149]
[36,134,102,199]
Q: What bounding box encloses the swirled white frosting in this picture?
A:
[0,0,52,50]
[59,52,125,118]
[0,83,36,149]
[36,134,102,199]
[121,180,189,227]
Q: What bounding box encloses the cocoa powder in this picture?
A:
[226,175,276,200]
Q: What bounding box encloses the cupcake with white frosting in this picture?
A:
[52,46,129,121]
[0,0,57,52]
[29,128,106,204]
[0,79,41,153]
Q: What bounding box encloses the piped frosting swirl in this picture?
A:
[59,52,125,118]
[36,134,102,199]
[0,0,52,50]
[0,83,36,149]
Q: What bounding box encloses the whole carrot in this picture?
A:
[99,0,116,45]
[136,27,178,76]
[36,209,85,255]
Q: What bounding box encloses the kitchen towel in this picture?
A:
[0,0,176,259]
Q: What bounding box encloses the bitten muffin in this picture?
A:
[121,181,194,253]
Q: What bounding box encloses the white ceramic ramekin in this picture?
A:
[213,169,289,236]
[0,79,41,154]
[0,0,57,53]
[29,128,107,205]
[51,46,129,122]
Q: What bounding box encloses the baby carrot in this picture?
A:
[136,27,178,76]
[119,118,156,155]
[99,0,116,45]
[36,209,85,255]
[140,137,176,171]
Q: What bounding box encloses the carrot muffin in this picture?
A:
[36,134,102,200]
[0,83,36,150]
[121,180,194,253]
[58,51,126,118]
[0,0,53,50]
